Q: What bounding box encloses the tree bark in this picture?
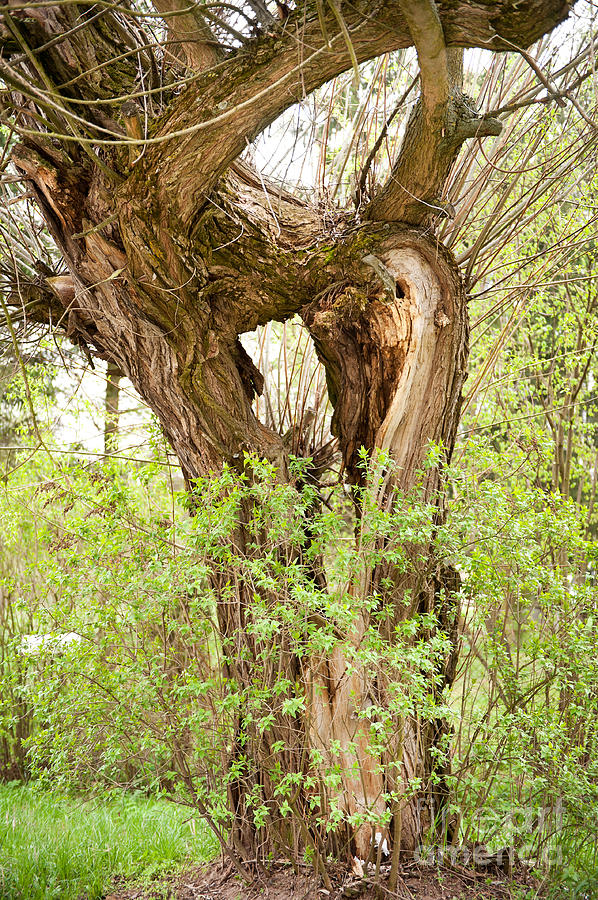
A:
[302,228,467,856]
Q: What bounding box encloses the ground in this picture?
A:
[105,860,545,900]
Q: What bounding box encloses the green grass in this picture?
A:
[0,783,219,900]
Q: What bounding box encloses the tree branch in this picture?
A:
[500,36,598,129]
[132,0,576,226]
[364,22,502,224]
[355,76,418,208]
[151,0,224,71]
[399,0,449,124]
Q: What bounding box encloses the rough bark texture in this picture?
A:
[1,0,577,872]
[302,230,467,855]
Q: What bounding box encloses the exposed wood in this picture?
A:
[303,229,467,853]
[303,230,467,484]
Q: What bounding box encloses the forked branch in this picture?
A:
[365,3,502,225]
[133,0,573,226]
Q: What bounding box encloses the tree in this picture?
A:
[0,0,590,876]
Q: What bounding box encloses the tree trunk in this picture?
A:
[104,361,121,456]
[2,0,574,874]
[16,140,465,860]
[303,230,467,856]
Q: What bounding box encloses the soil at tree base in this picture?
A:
[104,859,545,899]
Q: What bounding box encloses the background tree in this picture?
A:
[0,0,595,878]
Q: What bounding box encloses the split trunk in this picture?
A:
[15,145,467,859]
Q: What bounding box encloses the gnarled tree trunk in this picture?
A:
[2,0,575,872]
[303,229,467,856]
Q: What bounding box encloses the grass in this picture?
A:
[0,783,219,900]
